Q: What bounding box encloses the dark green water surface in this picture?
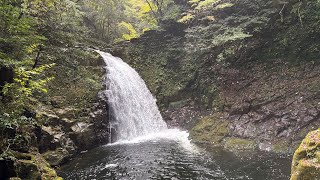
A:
[58,138,291,180]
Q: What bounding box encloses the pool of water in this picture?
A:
[58,130,292,180]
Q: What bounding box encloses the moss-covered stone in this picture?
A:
[223,138,257,151]
[43,148,70,166]
[189,113,229,144]
[9,152,63,180]
[15,160,41,180]
[34,153,63,180]
[291,129,320,180]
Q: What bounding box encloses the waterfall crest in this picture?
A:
[96,51,168,141]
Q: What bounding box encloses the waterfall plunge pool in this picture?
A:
[58,129,291,180]
[60,51,291,179]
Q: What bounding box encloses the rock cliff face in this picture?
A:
[35,50,111,167]
[114,1,320,177]
[37,90,110,167]
[115,0,320,153]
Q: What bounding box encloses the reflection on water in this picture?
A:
[59,132,291,180]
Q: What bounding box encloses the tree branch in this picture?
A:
[145,0,160,22]
[32,45,43,69]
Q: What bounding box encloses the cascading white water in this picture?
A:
[96,51,168,141]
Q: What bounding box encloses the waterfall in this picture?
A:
[96,51,168,141]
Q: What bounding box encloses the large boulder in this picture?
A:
[43,148,70,167]
[69,122,99,150]
[3,152,62,180]
[291,129,320,180]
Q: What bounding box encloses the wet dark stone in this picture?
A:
[0,159,17,179]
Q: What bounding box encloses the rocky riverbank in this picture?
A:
[0,49,110,179]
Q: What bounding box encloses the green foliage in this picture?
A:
[195,0,219,10]
[212,27,252,46]
[178,13,195,23]
[145,0,182,20]
[217,48,236,64]
[118,22,139,41]
[259,0,320,61]
[44,48,104,109]
[0,0,44,64]
[0,0,56,123]
[161,3,182,21]
[0,112,35,155]
[82,0,160,43]
[214,3,234,10]
[0,113,33,132]
[2,64,54,111]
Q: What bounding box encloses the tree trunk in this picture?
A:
[32,46,43,69]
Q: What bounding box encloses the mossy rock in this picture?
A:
[15,160,41,180]
[50,96,67,108]
[10,152,62,180]
[189,113,229,144]
[35,153,63,180]
[43,148,70,166]
[291,129,320,180]
[223,137,257,152]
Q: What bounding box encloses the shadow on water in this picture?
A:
[58,139,292,180]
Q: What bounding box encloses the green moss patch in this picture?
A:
[291,129,320,180]
[8,152,63,180]
[189,113,229,144]
[223,138,257,152]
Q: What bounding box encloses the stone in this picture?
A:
[38,126,58,152]
[11,152,59,179]
[229,102,251,115]
[291,129,320,180]
[38,125,77,155]
[0,158,16,179]
[15,160,41,180]
[50,96,66,108]
[69,122,99,150]
[258,142,272,152]
[55,107,78,119]
[43,148,70,166]
[45,114,60,125]
[71,122,90,132]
